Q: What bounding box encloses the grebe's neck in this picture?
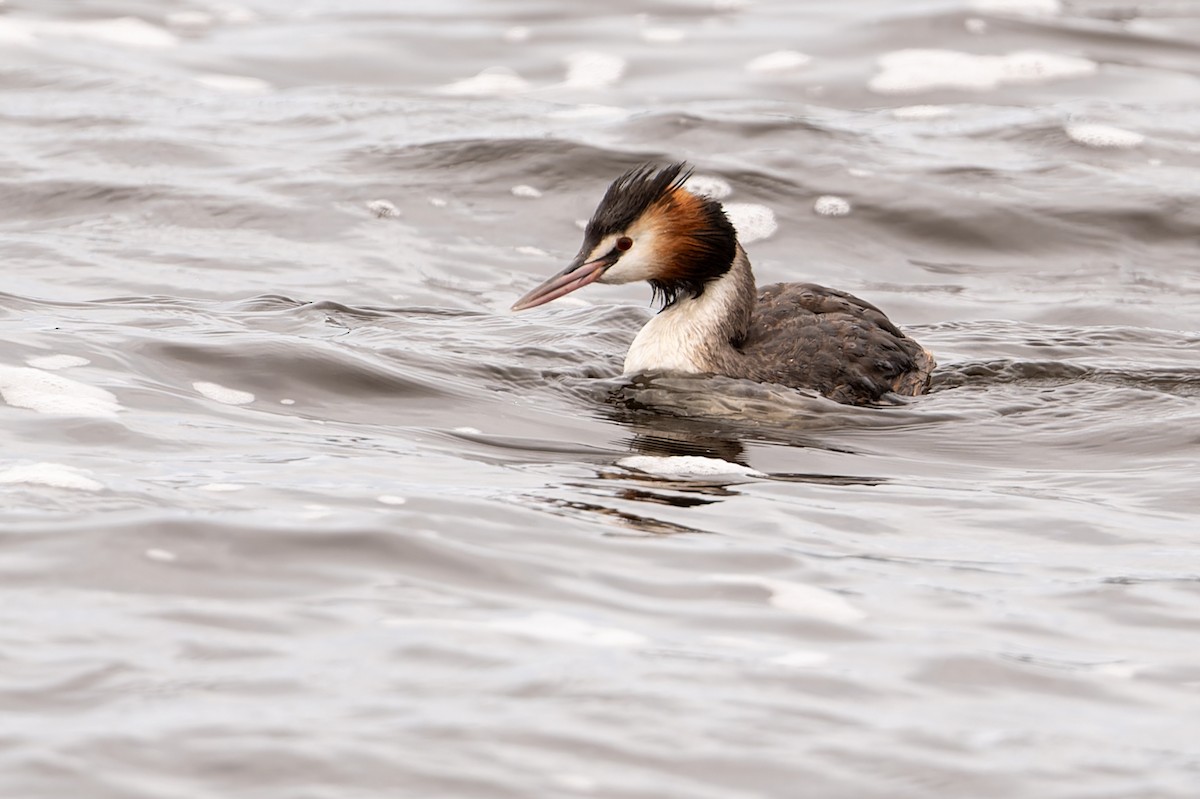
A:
[623,244,756,376]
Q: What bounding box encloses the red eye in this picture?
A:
[616,236,633,251]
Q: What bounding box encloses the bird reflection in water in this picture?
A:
[524,388,888,536]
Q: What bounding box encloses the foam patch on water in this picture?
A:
[546,104,629,120]
[715,575,866,623]
[166,11,214,29]
[144,548,178,562]
[0,20,36,44]
[377,495,407,505]
[367,199,400,218]
[618,455,765,478]
[686,175,733,200]
[489,612,647,648]
[437,67,530,96]
[217,5,258,24]
[4,17,179,49]
[892,104,952,120]
[641,27,685,44]
[722,203,777,243]
[745,50,812,74]
[770,650,831,667]
[511,185,543,199]
[25,354,89,370]
[193,381,255,406]
[1066,123,1144,149]
[515,245,549,257]
[814,195,852,216]
[502,26,531,42]
[971,0,1060,14]
[563,51,625,89]
[0,365,120,418]
[0,463,104,491]
[195,74,272,93]
[870,49,1097,94]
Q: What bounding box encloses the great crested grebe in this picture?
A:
[511,163,934,406]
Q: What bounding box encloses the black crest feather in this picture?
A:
[586,162,692,239]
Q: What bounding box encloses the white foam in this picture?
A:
[814,195,851,217]
[453,426,482,435]
[377,495,407,505]
[217,5,259,24]
[300,503,333,520]
[198,483,244,492]
[0,365,120,418]
[1090,661,1142,679]
[715,575,866,623]
[166,11,214,29]
[1066,123,1144,149]
[685,175,733,200]
[0,19,36,44]
[563,51,625,89]
[279,398,295,405]
[195,73,271,93]
[366,199,400,218]
[546,104,629,120]
[618,455,764,478]
[25,17,179,49]
[722,202,777,243]
[770,650,831,667]
[25,354,89,370]
[144,548,178,562]
[193,381,254,406]
[745,50,812,74]
[964,17,988,34]
[437,67,530,96]
[515,245,550,257]
[510,184,543,199]
[489,612,647,648]
[870,49,1097,94]
[971,0,1060,14]
[502,26,531,43]
[429,197,448,208]
[892,104,952,120]
[0,462,104,491]
[640,27,685,44]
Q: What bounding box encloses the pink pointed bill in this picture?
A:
[511,258,608,311]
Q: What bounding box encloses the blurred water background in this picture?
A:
[2,1,1199,797]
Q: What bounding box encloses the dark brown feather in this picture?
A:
[729,283,935,405]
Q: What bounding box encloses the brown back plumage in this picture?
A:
[727,283,935,405]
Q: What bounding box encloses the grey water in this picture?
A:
[2,1,1199,797]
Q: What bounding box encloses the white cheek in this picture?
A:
[597,230,661,285]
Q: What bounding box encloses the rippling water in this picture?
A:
[3,0,1200,796]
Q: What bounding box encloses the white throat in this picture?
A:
[623,246,755,376]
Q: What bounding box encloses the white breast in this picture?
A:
[623,306,711,375]
[621,265,747,376]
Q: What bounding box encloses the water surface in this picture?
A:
[2,1,1199,797]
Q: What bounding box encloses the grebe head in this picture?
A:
[511,162,738,312]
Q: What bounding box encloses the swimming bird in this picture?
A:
[511,163,934,405]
